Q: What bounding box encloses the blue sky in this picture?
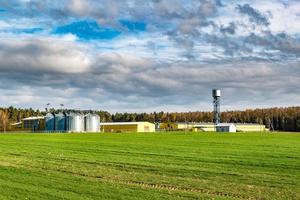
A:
[0,0,299,112]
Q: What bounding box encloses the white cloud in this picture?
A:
[0,36,91,74]
[0,0,299,112]
[252,0,300,34]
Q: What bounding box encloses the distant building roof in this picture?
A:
[22,116,45,121]
[235,123,264,126]
[11,122,22,126]
[216,123,236,126]
[169,122,215,125]
[100,122,153,125]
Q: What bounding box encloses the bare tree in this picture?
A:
[0,110,9,132]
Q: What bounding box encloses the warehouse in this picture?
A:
[23,116,45,132]
[159,123,198,131]
[235,124,268,132]
[159,122,221,132]
[100,122,155,133]
[159,122,268,132]
[192,123,216,132]
[10,116,45,132]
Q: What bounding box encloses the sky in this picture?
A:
[0,0,299,113]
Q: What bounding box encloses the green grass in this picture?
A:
[0,132,299,200]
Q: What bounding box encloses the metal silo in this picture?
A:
[55,112,66,132]
[45,112,55,131]
[66,112,84,133]
[84,113,100,132]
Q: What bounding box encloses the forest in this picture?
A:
[0,106,300,132]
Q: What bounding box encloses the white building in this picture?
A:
[216,123,236,132]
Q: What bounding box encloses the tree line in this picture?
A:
[1,106,300,132]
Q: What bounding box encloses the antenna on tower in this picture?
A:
[212,89,221,125]
[46,103,50,112]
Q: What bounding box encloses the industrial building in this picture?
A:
[192,123,216,132]
[159,122,215,131]
[159,123,195,131]
[157,89,268,133]
[100,122,155,133]
[159,122,266,132]
[235,124,268,132]
[216,123,237,132]
[11,112,100,133]
[45,112,100,133]
[9,89,269,134]
[10,116,45,132]
[23,116,45,131]
[210,89,268,132]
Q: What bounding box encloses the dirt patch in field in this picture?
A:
[0,161,18,168]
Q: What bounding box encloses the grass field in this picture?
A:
[0,132,299,200]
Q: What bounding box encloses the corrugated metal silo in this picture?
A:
[55,112,66,132]
[45,112,55,131]
[66,112,84,132]
[84,113,100,132]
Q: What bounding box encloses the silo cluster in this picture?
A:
[45,112,100,133]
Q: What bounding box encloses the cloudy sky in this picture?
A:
[0,0,299,112]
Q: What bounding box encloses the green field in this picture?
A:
[0,132,299,200]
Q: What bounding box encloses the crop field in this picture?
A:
[0,132,299,200]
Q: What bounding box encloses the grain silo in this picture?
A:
[65,112,84,133]
[84,113,100,132]
[45,112,55,131]
[55,112,66,132]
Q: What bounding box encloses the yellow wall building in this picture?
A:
[160,122,216,131]
[100,122,155,133]
[193,123,267,132]
[235,124,268,132]
[160,122,268,132]
[193,123,216,132]
[159,123,196,131]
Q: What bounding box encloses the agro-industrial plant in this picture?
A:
[10,89,267,133]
